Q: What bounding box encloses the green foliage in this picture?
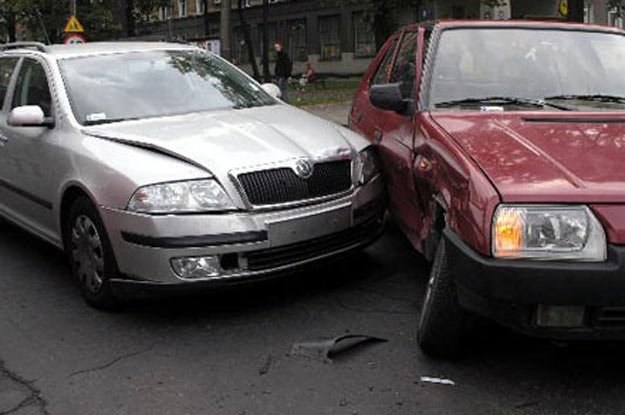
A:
[0,0,128,43]
[76,1,123,41]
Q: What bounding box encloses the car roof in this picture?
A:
[401,19,625,34]
[1,41,199,60]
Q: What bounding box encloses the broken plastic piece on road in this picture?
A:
[291,334,388,363]
[420,376,455,385]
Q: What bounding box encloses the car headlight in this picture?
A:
[492,205,606,261]
[357,147,381,185]
[127,179,235,213]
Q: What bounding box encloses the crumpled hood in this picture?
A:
[431,112,625,203]
[84,105,365,179]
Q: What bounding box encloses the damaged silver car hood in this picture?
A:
[84,105,364,178]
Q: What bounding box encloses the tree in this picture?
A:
[16,1,67,44]
[368,0,418,49]
[0,0,61,43]
[76,0,123,41]
[202,0,209,36]
[261,0,270,82]
[567,0,585,22]
[237,0,260,80]
[220,0,232,60]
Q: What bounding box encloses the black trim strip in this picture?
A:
[0,178,53,210]
[121,230,268,248]
[523,117,625,123]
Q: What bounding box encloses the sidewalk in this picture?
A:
[302,101,351,126]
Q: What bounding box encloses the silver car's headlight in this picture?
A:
[492,205,606,261]
[127,179,235,213]
[356,147,381,185]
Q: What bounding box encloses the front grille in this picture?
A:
[237,160,352,206]
[245,216,383,271]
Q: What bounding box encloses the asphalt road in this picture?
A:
[2,216,625,415]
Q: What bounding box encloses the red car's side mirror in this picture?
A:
[369,83,408,113]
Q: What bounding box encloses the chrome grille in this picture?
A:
[237,160,352,206]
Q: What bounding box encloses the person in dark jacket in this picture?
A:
[274,42,292,103]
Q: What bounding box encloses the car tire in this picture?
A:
[65,196,119,310]
[417,237,466,357]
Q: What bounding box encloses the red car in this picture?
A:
[351,20,625,356]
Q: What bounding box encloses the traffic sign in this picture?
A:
[64,33,85,45]
[558,0,568,17]
[64,15,84,33]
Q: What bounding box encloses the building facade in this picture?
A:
[135,0,622,76]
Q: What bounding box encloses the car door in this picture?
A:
[374,30,424,244]
[349,33,399,141]
[0,57,57,240]
[0,56,23,216]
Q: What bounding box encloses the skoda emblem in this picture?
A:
[294,159,313,179]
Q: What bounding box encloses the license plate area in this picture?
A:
[267,205,352,246]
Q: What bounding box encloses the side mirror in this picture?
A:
[261,83,282,99]
[369,83,408,113]
[8,105,54,128]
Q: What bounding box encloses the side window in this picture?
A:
[12,59,52,117]
[0,57,18,110]
[390,31,419,98]
[371,38,398,85]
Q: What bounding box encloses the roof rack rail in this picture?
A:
[0,42,49,53]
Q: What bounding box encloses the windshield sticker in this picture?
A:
[86,113,107,122]
[480,106,504,113]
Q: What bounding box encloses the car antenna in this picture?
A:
[34,8,51,45]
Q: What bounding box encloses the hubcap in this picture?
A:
[71,215,105,294]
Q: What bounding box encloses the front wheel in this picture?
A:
[65,197,119,310]
[417,237,467,357]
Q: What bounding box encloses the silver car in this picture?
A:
[0,41,384,308]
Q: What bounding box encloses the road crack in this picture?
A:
[67,345,155,378]
[0,360,50,415]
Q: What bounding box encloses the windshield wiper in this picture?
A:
[84,117,139,126]
[544,94,625,104]
[435,96,571,111]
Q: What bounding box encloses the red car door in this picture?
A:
[375,30,425,245]
[349,33,400,141]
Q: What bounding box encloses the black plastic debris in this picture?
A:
[291,334,388,363]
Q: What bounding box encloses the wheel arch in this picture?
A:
[59,182,99,252]
[423,193,448,262]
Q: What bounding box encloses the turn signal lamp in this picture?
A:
[493,208,524,256]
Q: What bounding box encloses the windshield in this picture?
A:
[59,49,276,125]
[428,28,625,111]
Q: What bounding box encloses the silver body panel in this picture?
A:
[0,42,384,285]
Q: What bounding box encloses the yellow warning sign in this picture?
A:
[64,15,84,33]
[558,0,568,17]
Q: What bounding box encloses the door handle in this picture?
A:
[0,134,7,146]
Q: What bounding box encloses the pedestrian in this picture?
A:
[305,62,317,84]
[274,42,292,103]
